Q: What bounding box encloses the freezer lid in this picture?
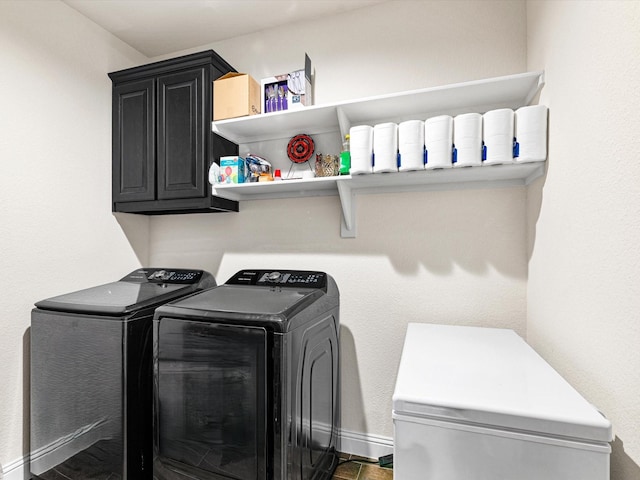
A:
[34,268,214,315]
[392,324,612,443]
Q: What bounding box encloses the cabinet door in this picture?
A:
[157,68,205,200]
[112,79,156,203]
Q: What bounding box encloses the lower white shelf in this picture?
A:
[212,176,341,201]
[212,162,545,237]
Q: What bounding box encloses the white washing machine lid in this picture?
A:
[392,324,612,444]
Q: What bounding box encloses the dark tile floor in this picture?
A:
[332,453,393,480]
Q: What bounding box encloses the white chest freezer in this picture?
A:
[392,324,612,480]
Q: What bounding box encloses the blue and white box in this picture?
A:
[219,156,245,184]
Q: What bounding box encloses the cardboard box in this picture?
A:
[219,156,245,184]
[213,73,261,121]
[261,54,313,114]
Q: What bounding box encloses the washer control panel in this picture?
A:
[121,268,204,284]
[227,270,327,290]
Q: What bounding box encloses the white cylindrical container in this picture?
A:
[373,122,398,173]
[483,108,515,165]
[425,115,453,169]
[514,105,548,163]
[453,113,482,167]
[398,120,425,171]
[349,125,374,175]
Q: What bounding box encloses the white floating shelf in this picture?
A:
[212,176,341,202]
[210,71,547,237]
[212,71,545,144]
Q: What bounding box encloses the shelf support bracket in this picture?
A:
[336,106,351,143]
[337,180,356,238]
[525,71,546,105]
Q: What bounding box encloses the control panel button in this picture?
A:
[266,271,281,281]
[149,270,170,281]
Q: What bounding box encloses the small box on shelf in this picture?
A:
[261,54,313,114]
[214,73,261,120]
[219,156,245,184]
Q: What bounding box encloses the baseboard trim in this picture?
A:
[339,428,394,460]
[2,454,29,480]
[3,429,394,479]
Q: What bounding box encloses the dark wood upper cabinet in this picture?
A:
[109,51,239,215]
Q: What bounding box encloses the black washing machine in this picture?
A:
[30,268,216,480]
[152,269,340,480]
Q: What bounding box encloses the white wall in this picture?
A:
[526,1,640,478]
[0,0,150,471]
[148,0,528,442]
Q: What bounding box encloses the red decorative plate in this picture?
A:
[287,134,315,163]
